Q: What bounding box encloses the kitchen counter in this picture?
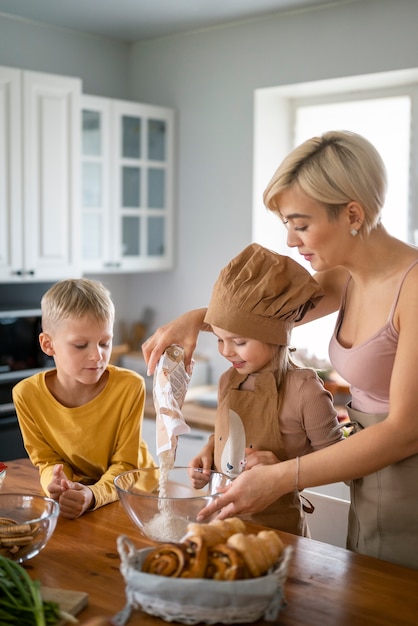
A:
[144,393,216,431]
[143,382,349,430]
[3,458,418,625]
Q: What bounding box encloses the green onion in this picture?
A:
[0,555,64,626]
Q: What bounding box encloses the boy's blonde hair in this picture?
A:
[41,278,115,332]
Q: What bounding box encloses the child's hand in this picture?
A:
[47,464,94,518]
[244,447,279,469]
[47,464,68,501]
[188,447,213,489]
[59,480,93,519]
[57,480,94,519]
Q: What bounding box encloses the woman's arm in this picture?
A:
[141,267,348,371]
[142,308,209,374]
[296,266,349,325]
[198,415,418,521]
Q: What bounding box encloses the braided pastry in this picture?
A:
[184,517,246,547]
[226,530,284,577]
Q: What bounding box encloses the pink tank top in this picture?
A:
[329,260,418,413]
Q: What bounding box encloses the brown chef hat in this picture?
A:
[204,243,324,346]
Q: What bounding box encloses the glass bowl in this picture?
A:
[115,466,231,542]
[0,493,59,563]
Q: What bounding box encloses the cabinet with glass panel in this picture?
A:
[81,95,174,272]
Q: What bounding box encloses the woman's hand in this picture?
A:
[197,463,286,522]
[142,308,208,375]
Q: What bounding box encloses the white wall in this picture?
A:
[0,15,131,98]
[125,0,418,380]
[2,0,418,380]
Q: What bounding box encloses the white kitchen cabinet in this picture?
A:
[0,66,81,282]
[81,95,174,273]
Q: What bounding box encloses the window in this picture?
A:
[294,94,410,242]
[253,70,418,361]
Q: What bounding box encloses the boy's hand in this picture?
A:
[47,463,68,501]
[57,481,94,519]
[47,463,94,518]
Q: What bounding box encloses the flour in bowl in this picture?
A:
[141,449,190,542]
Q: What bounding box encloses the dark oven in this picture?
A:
[0,282,54,461]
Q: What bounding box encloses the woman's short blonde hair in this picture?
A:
[263,130,387,234]
[41,278,115,332]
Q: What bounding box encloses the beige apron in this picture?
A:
[346,403,418,569]
[214,368,308,536]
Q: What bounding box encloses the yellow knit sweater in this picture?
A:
[12,364,156,509]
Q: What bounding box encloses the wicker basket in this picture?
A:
[113,535,292,625]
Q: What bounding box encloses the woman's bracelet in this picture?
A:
[295,456,300,491]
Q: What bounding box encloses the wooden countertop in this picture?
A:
[2,458,418,625]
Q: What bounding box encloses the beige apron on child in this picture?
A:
[213,368,308,536]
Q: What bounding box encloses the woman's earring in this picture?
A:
[350,228,358,237]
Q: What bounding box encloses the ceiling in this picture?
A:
[0,0,350,43]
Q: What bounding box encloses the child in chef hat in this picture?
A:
[189,243,343,536]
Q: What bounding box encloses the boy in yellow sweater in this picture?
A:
[13,278,155,519]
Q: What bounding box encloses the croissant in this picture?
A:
[226,530,284,578]
[206,544,250,580]
[257,530,284,562]
[184,517,246,547]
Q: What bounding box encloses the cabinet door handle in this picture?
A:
[11,269,35,276]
